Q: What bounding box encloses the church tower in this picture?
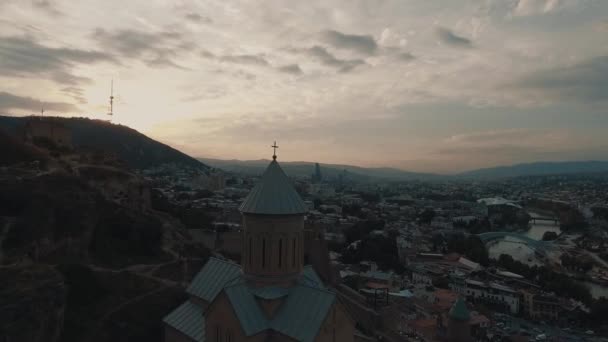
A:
[164,143,357,342]
[447,297,472,342]
[239,143,308,287]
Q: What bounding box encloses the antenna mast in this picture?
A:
[108,79,114,119]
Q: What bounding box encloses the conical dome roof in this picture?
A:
[239,159,307,215]
[449,297,471,321]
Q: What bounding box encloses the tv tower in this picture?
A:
[108,79,114,119]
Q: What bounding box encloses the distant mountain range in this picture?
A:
[456,161,608,179]
[199,158,439,181]
[0,115,208,170]
[200,157,608,181]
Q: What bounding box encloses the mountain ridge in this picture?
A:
[200,157,608,180]
[0,115,208,170]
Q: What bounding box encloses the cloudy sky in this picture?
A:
[1,0,607,173]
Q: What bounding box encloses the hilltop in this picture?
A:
[0,115,207,170]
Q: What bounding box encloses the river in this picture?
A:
[488,212,560,266]
[487,211,608,299]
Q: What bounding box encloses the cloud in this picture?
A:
[306,46,366,72]
[92,28,192,68]
[219,54,269,66]
[513,0,560,16]
[0,35,115,85]
[512,56,608,102]
[278,64,302,75]
[322,30,377,55]
[447,129,537,144]
[437,128,575,160]
[201,50,302,75]
[436,27,472,48]
[32,0,63,16]
[61,87,87,104]
[0,91,77,113]
[396,52,416,61]
[184,13,212,24]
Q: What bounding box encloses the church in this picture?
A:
[163,151,356,341]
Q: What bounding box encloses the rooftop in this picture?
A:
[239,159,308,215]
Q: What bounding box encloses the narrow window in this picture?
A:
[216,326,221,342]
[278,239,282,267]
[248,237,252,267]
[262,238,266,268]
[292,238,296,267]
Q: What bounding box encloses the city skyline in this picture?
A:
[1,0,607,172]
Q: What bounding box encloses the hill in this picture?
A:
[199,157,438,181]
[0,135,210,342]
[0,115,207,170]
[0,129,48,166]
[457,161,608,179]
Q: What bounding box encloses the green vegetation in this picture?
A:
[339,220,404,273]
[542,231,559,241]
[497,254,593,304]
[433,233,489,266]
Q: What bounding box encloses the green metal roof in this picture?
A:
[449,297,471,321]
[239,159,308,215]
[300,265,325,288]
[163,301,205,342]
[187,257,242,302]
[250,286,289,300]
[270,285,336,342]
[175,258,333,342]
[224,283,269,336]
[217,266,332,342]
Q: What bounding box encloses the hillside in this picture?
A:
[0,135,210,342]
[199,157,438,181]
[457,161,608,179]
[0,115,207,170]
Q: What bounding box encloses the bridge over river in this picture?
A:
[477,231,554,252]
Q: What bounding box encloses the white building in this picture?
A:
[451,278,520,314]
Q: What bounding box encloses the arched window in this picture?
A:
[262,238,266,268]
[278,239,282,267]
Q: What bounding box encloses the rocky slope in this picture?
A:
[0,134,210,342]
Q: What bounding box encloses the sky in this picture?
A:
[0,0,607,173]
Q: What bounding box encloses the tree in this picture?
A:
[542,231,558,241]
[418,208,436,225]
[446,234,489,266]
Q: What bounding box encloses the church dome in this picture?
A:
[239,159,307,215]
[449,297,471,321]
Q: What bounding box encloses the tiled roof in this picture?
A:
[163,301,205,342]
[187,258,242,302]
[239,160,307,215]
